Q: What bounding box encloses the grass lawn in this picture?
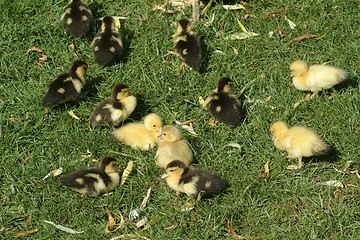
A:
[1,0,359,239]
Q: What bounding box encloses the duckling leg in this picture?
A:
[309,91,318,99]
[286,157,303,170]
[81,192,89,198]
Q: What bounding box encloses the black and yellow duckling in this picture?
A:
[155,125,193,169]
[61,0,93,37]
[91,16,123,66]
[60,157,120,196]
[203,77,242,127]
[110,113,163,151]
[172,18,202,70]
[90,84,137,129]
[161,160,228,200]
[42,60,88,108]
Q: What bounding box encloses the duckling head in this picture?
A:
[101,16,119,32]
[217,77,233,93]
[177,19,192,34]
[70,60,88,77]
[161,160,186,178]
[158,125,182,142]
[112,84,130,101]
[99,157,118,173]
[270,121,288,141]
[144,113,162,132]
[289,60,308,77]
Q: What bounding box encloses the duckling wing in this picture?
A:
[175,33,202,69]
[207,92,241,126]
[90,99,125,128]
[92,32,123,66]
[42,74,81,107]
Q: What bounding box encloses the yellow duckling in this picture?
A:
[61,0,93,37]
[42,60,87,108]
[90,84,137,128]
[161,160,228,200]
[91,16,123,66]
[270,121,330,170]
[290,60,350,98]
[110,113,163,151]
[203,77,241,127]
[60,157,119,196]
[155,125,193,169]
[173,18,202,70]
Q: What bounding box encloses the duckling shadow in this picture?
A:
[304,144,340,165]
[126,94,152,121]
[88,1,105,35]
[83,76,104,98]
[117,27,134,64]
[197,35,209,74]
[334,76,358,91]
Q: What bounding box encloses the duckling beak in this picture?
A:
[157,133,163,139]
[161,172,169,178]
[157,127,162,133]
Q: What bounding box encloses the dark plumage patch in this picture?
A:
[42,60,87,108]
[91,16,123,66]
[89,99,124,128]
[207,91,241,127]
[174,19,202,70]
[61,0,93,37]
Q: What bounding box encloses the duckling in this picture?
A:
[42,60,87,108]
[61,0,93,37]
[161,160,228,200]
[289,60,350,98]
[110,113,163,151]
[91,16,123,66]
[172,18,202,70]
[155,125,193,169]
[90,84,137,129]
[203,77,241,127]
[270,121,330,170]
[60,157,120,196]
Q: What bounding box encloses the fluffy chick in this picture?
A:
[155,125,193,169]
[203,77,241,127]
[60,157,119,196]
[161,160,228,200]
[290,60,350,98]
[91,16,123,66]
[110,113,162,151]
[61,0,93,37]
[270,121,330,170]
[42,60,87,108]
[173,19,202,70]
[90,84,136,128]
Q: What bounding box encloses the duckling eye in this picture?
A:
[152,124,156,127]
[163,133,167,136]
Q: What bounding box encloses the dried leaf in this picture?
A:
[225,143,241,152]
[140,187,152,211]
[68,110,80,120]
[178,118,201,126]
[142,215,159,230]
[320,180,344,188]
[268,31,274,38]
[25,213,33,228]
[224,32,259,40]
[164,224,176,230]
[43,220,83,234]
[49,12,55,25]
[223,4,247,11]
[21,154,31,164]
[207,119,217,127]
[262,160,270,182]
[226,218,245,239]
[214,50,225,55]
[26,47,43,54]
[43,168,63,180]
[175,120,197,135]
[288,34,319,46]
[204,13,215,27]
[121,161,134,185]
[136,217,148,228]
[181,202,195,211]
[201,0,213,16]
[198,96,205,106]
[236,19,248,32]
[284,16,296,29]
[14,229,39,237]
[105,207,115,231]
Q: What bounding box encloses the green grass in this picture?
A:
[1,0,360,239]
